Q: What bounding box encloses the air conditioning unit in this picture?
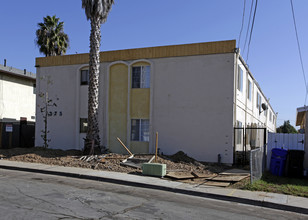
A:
[142,163,166,177]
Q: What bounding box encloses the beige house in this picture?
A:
[0,63,36,148]
[35,40,276,164]
[0,63,36,123]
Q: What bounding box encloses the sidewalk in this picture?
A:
[0,160,307,215]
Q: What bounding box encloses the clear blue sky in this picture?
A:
[0,0,307,127]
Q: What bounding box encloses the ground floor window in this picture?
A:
[236,120,243,145]
[80,118,88,133]
[131,119,149,141]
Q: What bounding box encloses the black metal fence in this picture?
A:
[234,127,267,183]
[0,121,35,149]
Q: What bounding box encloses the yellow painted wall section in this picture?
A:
[130,89,150,119]
[130,62,151,152]
[130,141,149,154]
[109,63,128,154]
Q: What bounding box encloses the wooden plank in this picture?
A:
[166,172,195,180]
[204,181,230,187]
[121,154,134,163]
[219,169,250,176]
[120,161,142,169]
[212,175,248,182]
[117,137,133,156]
[148,155,155,163]
[191,172,217,178]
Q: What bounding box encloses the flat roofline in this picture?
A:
[0,64,36,80]
[36,40,236,67]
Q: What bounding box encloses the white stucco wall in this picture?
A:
[150,54,235,163]
[36,66,79,149]
[0,74,35,122]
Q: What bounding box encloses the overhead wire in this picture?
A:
[238,0,246,48]
[243,0,254,54]
[246,0,258,62]
[290,0,308,105]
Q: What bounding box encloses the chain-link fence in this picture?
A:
[250,147,264,183]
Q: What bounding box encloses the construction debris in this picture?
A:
[204,181,231,187]
[166,172,195,180]
[121,155,155,169]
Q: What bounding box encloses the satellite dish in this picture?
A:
[261,103,268,111]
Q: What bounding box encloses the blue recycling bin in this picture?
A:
[270,148,288,176]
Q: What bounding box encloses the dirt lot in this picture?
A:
[0,147,229,175]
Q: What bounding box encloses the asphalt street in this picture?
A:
[0,169,306,220]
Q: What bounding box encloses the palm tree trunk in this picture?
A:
[84,17,102,155]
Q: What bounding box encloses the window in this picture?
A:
[33,83,36,94]
[131,119,149,141]
[80,118,88,133]
[81,69,89,85]
[256,92,261,111]
[132,66,150,88]
[236,121,243,145]
[269,111,272,122]
[247,80,252,101]
[264,108,267,116]
[237,66,243,92]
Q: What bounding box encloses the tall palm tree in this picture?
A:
[82,0,114,154]
[35,15,69,57]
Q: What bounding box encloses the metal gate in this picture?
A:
[234,127,267,166]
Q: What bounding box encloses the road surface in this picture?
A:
[0,169,306,219]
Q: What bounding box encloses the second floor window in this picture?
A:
[237,66,243,92]
[248,80,252,101]
[132,66,150,88]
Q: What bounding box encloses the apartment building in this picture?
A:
[35,40,276,164]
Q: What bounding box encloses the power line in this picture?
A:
[246,0,258,62]
[238,0,246,48]
[243,0,254,54]
[290,0,308,105]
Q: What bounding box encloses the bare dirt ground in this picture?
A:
[0,147,228,173]
[0,147,236,184]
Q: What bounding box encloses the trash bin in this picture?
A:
[270,148,288,176]
[286,150,305,178]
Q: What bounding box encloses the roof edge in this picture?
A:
[36,40,236,67]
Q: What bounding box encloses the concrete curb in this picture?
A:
[0,164,307,215]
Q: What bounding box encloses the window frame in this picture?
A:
[256,92,261,112]
[247,80,252,101]
[80,69,89,85]
[80,118,88,133]
[131,119,150,142]
[236,120,243,145]
[237,66,243,92]
[131,65,150,89]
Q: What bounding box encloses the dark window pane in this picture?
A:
[141,119,149,141]
[132,67,141,88]
[81,70,89,85]
[131,119,140,141]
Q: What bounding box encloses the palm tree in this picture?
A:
[82,0,114,154]
[35,15,69,57]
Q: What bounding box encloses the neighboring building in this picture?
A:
[0,63,36,148]
[35,40,276,164]
[295,106,308,171]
